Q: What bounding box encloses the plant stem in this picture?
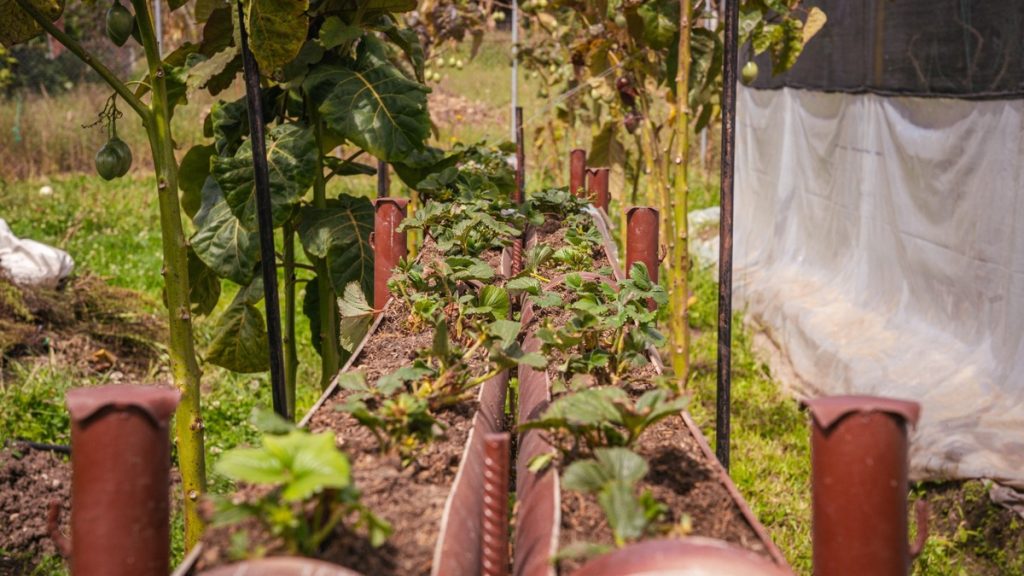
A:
[308,101,342,390]
[13,0,148,119]
[129,0,207,549]
[283,224,298,416]
[669,0,692,385]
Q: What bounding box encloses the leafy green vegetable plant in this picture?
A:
[521,385,687,460]
[561,447,667,547]
[213,422,390,555]
[538,264,667,386]
[339,313,542,463]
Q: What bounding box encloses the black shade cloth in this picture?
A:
[751,0,1024,99]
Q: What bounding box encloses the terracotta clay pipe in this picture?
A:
[569,149,586,198]
[62,385,180,576]
[625,206,659,283]
[587,168,610,212]
[806,395,928,576]
[371,197,409,310]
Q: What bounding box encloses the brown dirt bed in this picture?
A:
[201,238,497,575]
[0,447,70,574]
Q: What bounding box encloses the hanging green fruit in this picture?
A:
[92,94,132,180]
[108,136,133,176]
[105,1,134,47]
[741,61,759,86]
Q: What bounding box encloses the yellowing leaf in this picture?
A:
[802,7,827,46]
[0,0,63,47]
[246,0,308,73]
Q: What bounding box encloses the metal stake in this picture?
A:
[716,0,739,470]
[237,2,288,419]
[377,160,390,198]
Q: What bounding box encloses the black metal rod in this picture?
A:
[716,0,738,470]
[514,106,525,204]
[237,3,289,419]
[377,160,390,198]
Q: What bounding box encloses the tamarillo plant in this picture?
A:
[1,0,215,547]
[516,0,826,386]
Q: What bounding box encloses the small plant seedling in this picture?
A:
[537,265,667,385]
[213,422,390,555]
[561,447,667,547]
[520,386,687,459]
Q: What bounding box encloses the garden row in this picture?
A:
[182,147,789,575]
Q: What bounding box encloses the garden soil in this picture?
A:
[0,447,70,574]
[201,240,501,575]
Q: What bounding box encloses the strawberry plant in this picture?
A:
[339,313,542,462]
[561,447,667,548]
[537,264,666,385]
[213,417,390,555]
[521,385,687,461]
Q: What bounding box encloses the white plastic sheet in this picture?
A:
[734,86,1024,489]
[0,219,74,288]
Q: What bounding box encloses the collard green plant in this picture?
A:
[213,421,390,555]
[183,0,434,407]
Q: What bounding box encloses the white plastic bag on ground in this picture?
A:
[0,219,74,288]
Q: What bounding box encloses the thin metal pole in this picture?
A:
[237,2,289,419]
[510,0,519,141]
[377,160,390,198]
[716,0,738,470]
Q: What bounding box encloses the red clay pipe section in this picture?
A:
[571,538,793,576]
[569,149,586,197]
[587,168,610,212]
[806,395,923,576]
[67,385,180,576]
[625,207,659,282]
[372,197,409,310]
[482,433,511,576]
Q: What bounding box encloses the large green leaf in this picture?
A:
[187,46,241,94]
[636,0,678,50]
[212,122,318,230]
[337,281,374,352]
[304,36,430,163]
[297,194,374,299]
[206,277,270,373]
[191,177,260,286]
[245,0,309,73]
[598,481,648,544]
[0,0,63,47]
[215,429,351,501]
[187,246,222,316]
[208,97,249,155]
[179,145,216,219]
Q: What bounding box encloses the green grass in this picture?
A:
[683,262,813,573]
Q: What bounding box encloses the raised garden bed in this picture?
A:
[512,204,788,575]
